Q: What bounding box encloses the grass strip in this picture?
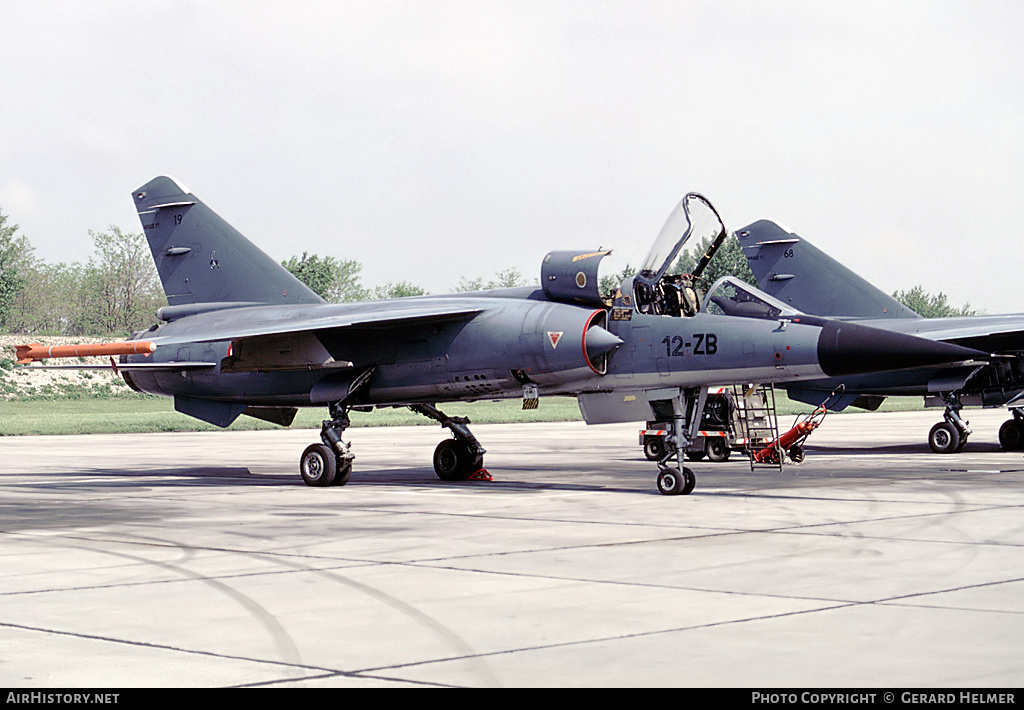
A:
[0,392,925,437]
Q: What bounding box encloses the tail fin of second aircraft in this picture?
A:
[737,220,920,320]
[131,176,325,309]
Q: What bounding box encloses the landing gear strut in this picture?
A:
[411,403,488,481]
[300,401,354,486]
[929,392,971,454]
[298,392,491,486]
[651,387,703,496]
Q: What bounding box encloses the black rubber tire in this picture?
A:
[705,438,730,462]
[332,459,352,486]
[433,439,481,481]
[657,467,695,496]
[643,437,664,461]
[928,422,961,454]
[300,443,337,486]
[681,467,696,495]
[657,468,684,495]
[999,420,1024,451]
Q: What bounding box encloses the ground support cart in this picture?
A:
[640,386,776,464]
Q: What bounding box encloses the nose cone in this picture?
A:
[585,325,624,359]
[816,320,984,377]
[583,324,623,375]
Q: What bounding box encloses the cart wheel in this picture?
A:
[788,445,805,463]
[705,437,730,462]
[643,437,664,461]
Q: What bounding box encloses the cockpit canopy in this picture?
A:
[702,276,800,320]
[609,193,800,322]
[636,193,726,287]
[630,193,728,317]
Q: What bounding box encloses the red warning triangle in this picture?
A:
[547,331,563,349]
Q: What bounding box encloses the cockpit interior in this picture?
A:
[623,193,798,321]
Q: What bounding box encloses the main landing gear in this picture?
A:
[300,401,355,486]
[926,397,1024,454]
[298,401,488,487]
[410,403,489,481]
[928,392,971,454]
[998,407,1024,451]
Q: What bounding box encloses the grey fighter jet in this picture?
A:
[16,177,986,494]
[738,219,1024,454]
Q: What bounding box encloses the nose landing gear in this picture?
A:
[657,466,696,496]
[650,386,706,496]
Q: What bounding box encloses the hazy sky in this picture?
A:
[2,0,1022,313]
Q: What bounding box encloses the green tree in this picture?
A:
[672,232,756,292]
[599,263,636,297]
[454,275,486,292]
[454,266,534,292]
[0,208,35,332]
[282,252,369,302]
[10,261,86,334]
[78,227,164,336]
[892,286,975,318]
[491,267,529,289]
[371,281,428,299]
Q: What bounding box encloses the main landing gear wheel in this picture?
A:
[928,421,961,454]
[657,467,695,496]
[433,438,484,481]
[931,392,971,454]
[411,403,488,482]
[299,443,351,487]
[999,419,1024,451]
[301,395,362,487]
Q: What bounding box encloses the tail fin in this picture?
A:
[737,220,919,320]
[132,176,325,308]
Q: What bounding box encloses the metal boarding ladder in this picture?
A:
[732,384,783,471]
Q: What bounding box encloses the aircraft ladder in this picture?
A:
[732,384,783,472]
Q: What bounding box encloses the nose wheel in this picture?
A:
[657,466,695,496]
[651,387,704,495]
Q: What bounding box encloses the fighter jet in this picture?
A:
[14,177,986,494]
[738,219,1024,454]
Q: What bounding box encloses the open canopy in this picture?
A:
[702,276,800,319]
[636,193,726,287]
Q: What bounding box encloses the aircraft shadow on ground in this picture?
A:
[25,442,1018,496]
[21,463,653,495]
[19,466,295,489]
[806,442,1008,456]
